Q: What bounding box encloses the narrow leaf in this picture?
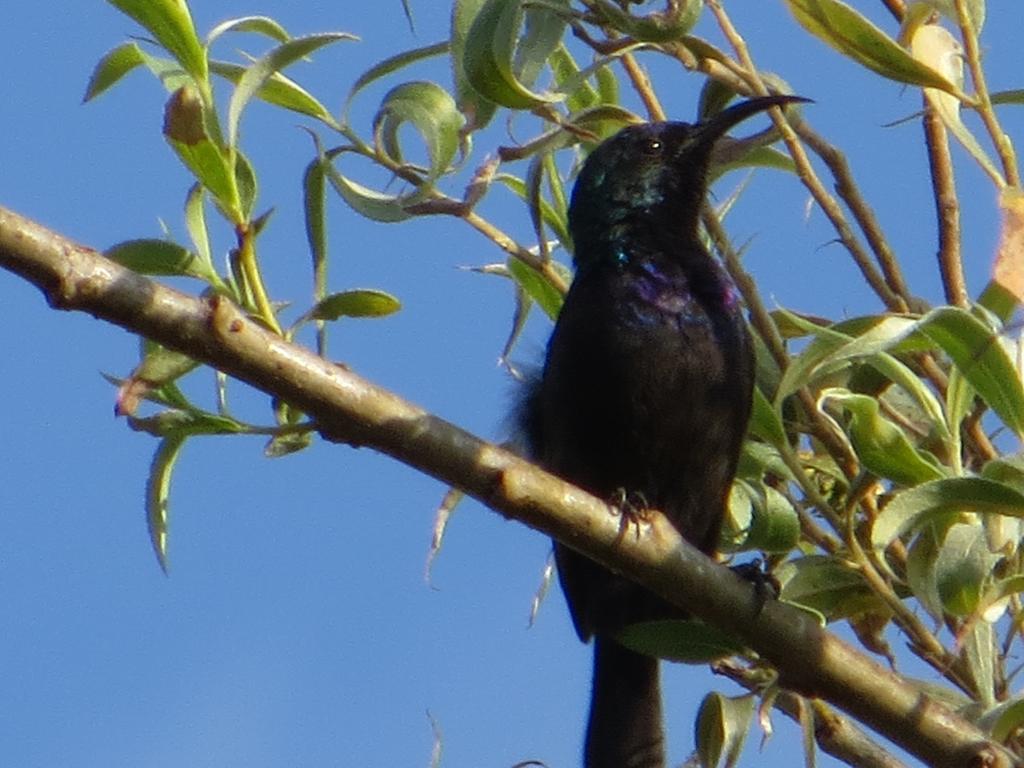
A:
[373,81,465,179]
[785,0,960,94]
[872,477,1024,551]
[205,15,290,47]
[451,0,499,129]
[506,256,566,320]
[819,389,947,485]
[106,239,201,277]
[146,434,187,573]
[311,289,402,320]
[462,0,565,109]
[342,41,450,125]
[617,620,745,663]
[211,60,336,126]
[324,153,415,222]
[227,33,357,147]
[108,0,207,82]
[84,42,146,102]
[914,307,1024,438]
[695,692,756,768]
[183,184,212,269]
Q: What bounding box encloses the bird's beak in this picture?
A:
[694,94,810,146]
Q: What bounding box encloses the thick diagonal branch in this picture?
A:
[0,203,1013,768]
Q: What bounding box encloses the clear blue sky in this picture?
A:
[2,3,1020,767]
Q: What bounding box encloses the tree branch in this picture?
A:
[0,203,1014,768]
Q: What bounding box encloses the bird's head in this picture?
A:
[567,95,806,262]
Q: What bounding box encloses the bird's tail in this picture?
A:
[585,636,664,768]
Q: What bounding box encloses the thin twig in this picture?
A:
[879,0,907,21]
[703,208,859,487]
[954,0,1019,187]
[714,660,909,768]
[843,486,974,697]
[794,123,912,308]
[921,103,968,307]
[620,52,665,122]
[705,0,905,312]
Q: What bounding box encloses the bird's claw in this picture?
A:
[731,558,780,616]
[608,488,652,539]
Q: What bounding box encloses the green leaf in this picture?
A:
[234,150,258,221]
[183,184,212,270]
[819,389,948,485]
[963,620,996,708]
[462,0,566,109]
[729,482,800,553]
[496,172,571,248]
[302,153,329,311]
[774,310,864,405]
[105,238,201,277]
[616,620,745,664]
[982,455,1024,496]
[716,146,798,176]
[210,60,337,127]
[934,522,997,616]
[514,0,569,87]
[906,523,946,619]
[451,0,499,129]
[145,434,186,573]
[784,0,959,94]
[205,15,291,47]
[695,692,755,768]
[265,431,314,458]
[118,44,192,94]
[990,89,1024,106]
[736,441,797,485]
[227,33,357,147]
[342,41,449,126]
[872,478,1024,551]
[506,256,566,321]
[323,150,414,223]
[373,81,465,179]
[127,409,247,438]
[777,556,882,619]
[982,695,1024,743]
[108,0,207,82]
[748,386,788,447]
[311,289,402,320]
[775,311,951,440]
[912,307,1024,438]
[84,42,146,102]
[549,44,599,113]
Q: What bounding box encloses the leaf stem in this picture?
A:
[954,0,1019,187]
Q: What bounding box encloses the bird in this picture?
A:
[521,95,803,768]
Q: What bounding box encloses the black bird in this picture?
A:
[522,96,801,768]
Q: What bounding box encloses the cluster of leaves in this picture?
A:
[87,0,1024,763]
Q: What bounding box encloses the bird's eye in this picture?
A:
[645,139,662,154]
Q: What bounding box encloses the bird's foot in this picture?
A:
[608,488,651,539]
[731,559,780,616]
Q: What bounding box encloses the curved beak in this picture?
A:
[695,94,810,145]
